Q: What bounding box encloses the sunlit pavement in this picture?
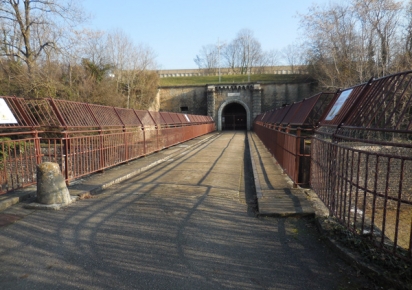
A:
[0,132,375,289]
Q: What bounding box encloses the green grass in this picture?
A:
[159,74,314,86]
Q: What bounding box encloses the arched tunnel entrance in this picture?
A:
[222,103,247,130]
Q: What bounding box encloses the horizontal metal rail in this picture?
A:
[311,136,412,261]
[0,125,215,193]
[0,96,215,193]
[312,71,412,262]
[255,71,412,262]
[253,123,312,187]
[253,93,331,187]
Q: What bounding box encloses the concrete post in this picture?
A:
[207,85,215,119]
[252,84,262,128]
[37,162,72,205]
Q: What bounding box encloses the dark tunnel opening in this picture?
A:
[222,103,247,130]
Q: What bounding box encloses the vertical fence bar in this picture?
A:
[64,132,70,183]
[33,130,42,165]
[293,128,301,188]
[393,159,404,252]
[0,97,215,193]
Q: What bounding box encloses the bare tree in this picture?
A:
[0,2,160,107]
[353,0,403,77]
[221,29,263,74]
[252,49,281,73]
[106,29,158,109]
[106,29,135,98]
[263,49,281,67]
[393,0,412,70]
[221,40,240,74]
[299,0,406,89]
[194,29,268,75]
[282,43,304,73]
[194,44,218,73]
[0,0,86,76]
[299,2,358,88]
[299,1,401,88]
[404,0,412,59]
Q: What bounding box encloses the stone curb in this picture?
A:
[246,132,263,200]
[247,131,316,218]
[0,132,220,212]
[0,187,36,212]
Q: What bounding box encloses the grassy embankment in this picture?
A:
[159,74,313,86]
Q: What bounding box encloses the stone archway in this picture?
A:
[217,100,251,131]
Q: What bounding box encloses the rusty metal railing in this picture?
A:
[253,124,312,187]
[312,71,412,261]
[253,93,334,187]
[0,96,215,193]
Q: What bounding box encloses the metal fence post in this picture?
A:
[63,132,70,184]
[32,130,42,165]
[99,130,104,172]
[294,127,301,188]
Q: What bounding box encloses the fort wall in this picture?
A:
[156,65,306,78]
[159,83,315,113]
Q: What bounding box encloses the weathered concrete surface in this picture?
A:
[248,132,319,217]
[0,132,376,289]
[0,187,35,212]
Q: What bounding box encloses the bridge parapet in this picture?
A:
[0,96,215,194]
[254,70,412,263]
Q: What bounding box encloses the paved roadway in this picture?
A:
[0,132,376,289]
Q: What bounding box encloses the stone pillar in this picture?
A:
[252,84,262,127]
[37,162,72,205]
[207,85,216,120]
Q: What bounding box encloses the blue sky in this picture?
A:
[81,0,327,70]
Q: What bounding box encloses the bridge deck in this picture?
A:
[0,131,316,217]
[0,132,314,216]
[0,131,378,290]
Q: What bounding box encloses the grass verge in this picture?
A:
[159,74,315,87]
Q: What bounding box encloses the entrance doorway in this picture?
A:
[222,103,247,130]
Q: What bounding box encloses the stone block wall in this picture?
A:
[158,86,207,115]
[157,82,317,130]
[261,83,315,112]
